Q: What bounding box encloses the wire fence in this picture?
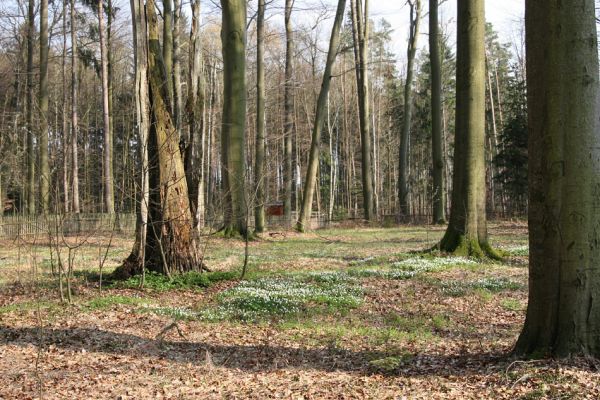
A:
[0,213,136,239]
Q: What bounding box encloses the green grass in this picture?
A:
[85,295,148,310]
[501,298,525,311]
[114,270,238,291]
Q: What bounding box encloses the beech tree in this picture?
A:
[296,0,347,232]
[349,0,374,221]
[437,0,498,258]
[220,0,247,236]
[117,0,199,276]
[398,0,421,219]
[283,0,294,226]
[429,0,445,224]
[254,0,266,233]
[39,0,50,214]
[515,0,600,357]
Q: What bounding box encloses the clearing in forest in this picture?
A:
[0,222,598,399]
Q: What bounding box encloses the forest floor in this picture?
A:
[0,222,599,399]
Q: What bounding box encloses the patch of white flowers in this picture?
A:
[440,277,523,296]
[200,276,363,322]
[392,256,477,273]
[504,245,529,256]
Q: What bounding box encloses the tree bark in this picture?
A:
[430,0,445,224]
[99,0,114,214]
[283,0,294,227]
[296,0,347,232]
[515,0,600,357]
[254,0,266,233]
[115,0,150,279]
[71,0,80,214]
[162,0,174,109]
[438,0,498,258]
[398,0,421,219]
[62,0,70,214]
[185,0,206,229]
[26,0,35,215]
[39,0,50,214]
[145,0,199,274]
[220,0,248,237]
[350,0,374,222]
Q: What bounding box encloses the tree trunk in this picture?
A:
[254,0,266,233]
[115,0,150,279]
[173,0,183,132]
[99,0,114,214]
[438,0,498,258]
[39,0,50,214]
[430,0,445,224]
[220,0,247,237]
[515,0,600,357]
[26,0,35,215]
[71,0,80,214]
[185,0,206,229]
[146,0,198,274]
[398,0,421,219]
[296,0,347,232]
[62,0,70,214]
[162,0,174,109]
[350,0,374,222]
[283,0,294,227]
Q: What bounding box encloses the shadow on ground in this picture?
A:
[0,324,511,376]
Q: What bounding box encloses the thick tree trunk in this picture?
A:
[515,0,600,357]
[438,0,498,258]
[39,0,50,214]
[99,0,114,214]
[350,0,374,222]
[71,0,80,214]
[296,0,346,232]
[26,0,35,215]
[254,0,266,233]
[398,0,421,219]
[220,0,247,237]
[430,0,445,224]
[283,0,294,227]
[144,0,199,275]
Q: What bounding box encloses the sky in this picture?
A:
[353,0,525,63]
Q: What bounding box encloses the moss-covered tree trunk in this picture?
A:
[438,0,497,258]
[296,0,346,232]
[254,0,266,233]
[283,0,294,227]
[429,0,445,224]
[220,0,248,237]
[514,0,600,357]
